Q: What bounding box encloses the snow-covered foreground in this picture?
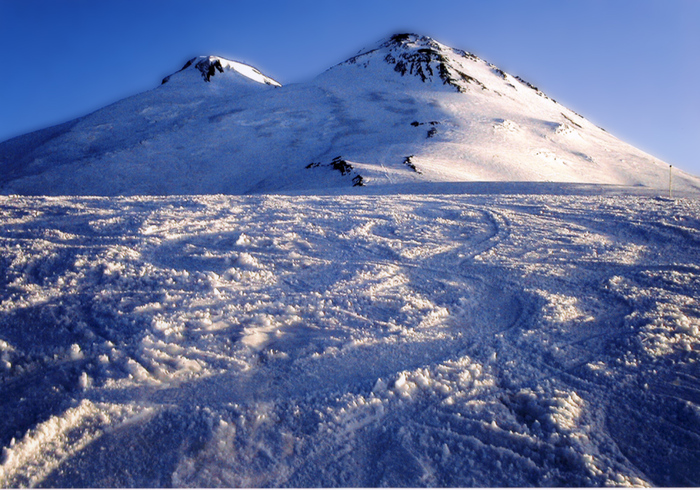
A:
[1,186,699,487]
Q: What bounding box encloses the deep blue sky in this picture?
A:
[1,0,698,175]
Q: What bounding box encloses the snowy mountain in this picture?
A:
[1,33,698,195]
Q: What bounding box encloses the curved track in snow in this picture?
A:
[1,190,699,487]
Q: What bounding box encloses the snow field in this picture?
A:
[0,191,699,486]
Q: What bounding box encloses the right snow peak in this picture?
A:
[330,33,542,96]
[1,32,698,196]
[341,33,489,92]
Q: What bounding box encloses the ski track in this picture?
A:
[0,192,699,487]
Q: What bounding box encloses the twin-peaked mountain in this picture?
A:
[1,34,698,195]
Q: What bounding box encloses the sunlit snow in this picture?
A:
[1,189,699,486]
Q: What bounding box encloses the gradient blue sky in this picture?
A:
[1,0,698,175]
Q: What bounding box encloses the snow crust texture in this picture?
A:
[1,190,699,487]
[1,34,699,195]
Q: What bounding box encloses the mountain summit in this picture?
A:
[161,55,281,87]
[0,33,698,195]
[320,33,547,97]
[332,33,489,93]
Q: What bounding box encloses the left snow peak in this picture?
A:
[161,55,281,87]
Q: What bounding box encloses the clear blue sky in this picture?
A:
[1,0,698,175]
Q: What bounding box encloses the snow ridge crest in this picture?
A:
[161,55,281,87]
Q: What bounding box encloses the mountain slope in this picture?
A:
[0,34,698,195]
[309,34,698,190]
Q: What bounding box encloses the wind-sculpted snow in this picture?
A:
[1,189,699,486]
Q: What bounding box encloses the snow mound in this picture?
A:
[493,118,520,133]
